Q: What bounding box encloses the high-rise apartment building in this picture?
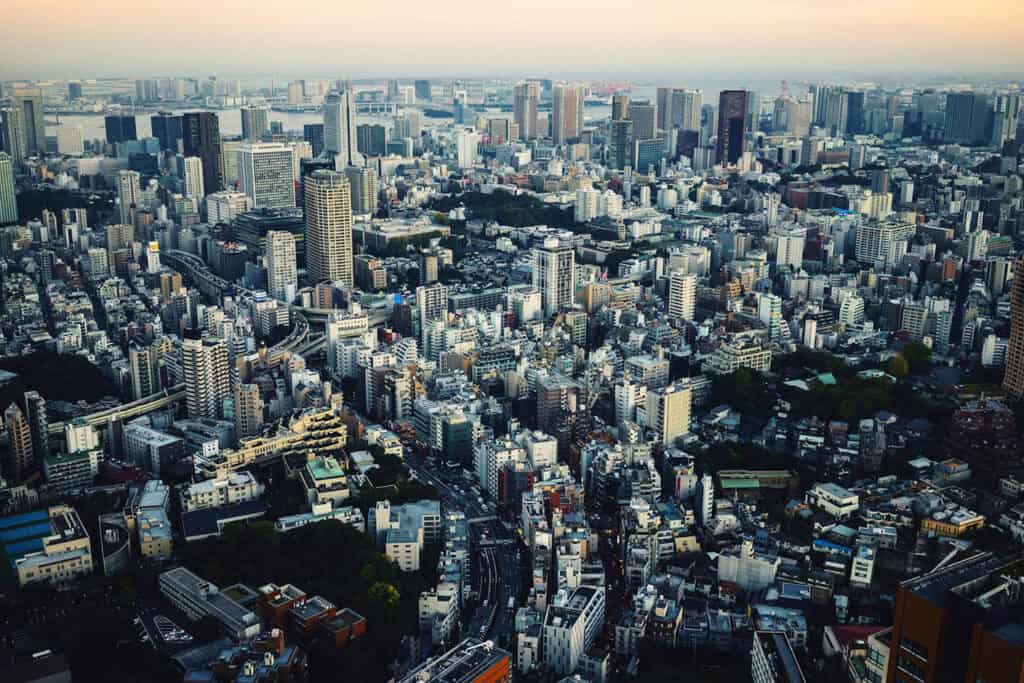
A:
[117,169,140,225]
[416,282,449,354]
[4,403,34,483]
[533,236,575,317]
[1003,255,1024,398]
[129,339,161,400]
[455,128,478,169]
[514,82,541,140]
[344,166,378,215]
[265,230,297,303]
[240,105,269,140]
[0,107,27,167]
[304,170,353,287]
[234,384,264,439]
[716,90,748,166]
[672,89,703,131]
[182,112,223,194]
[0,152,16,225]
[183,156,205,199]
[645,380,692,444]
[182,333,230,419]
[668,271,696,321]
[552,84,582,144]
[238,142,295,210]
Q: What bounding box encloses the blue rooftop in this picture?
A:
[0,509,48,530]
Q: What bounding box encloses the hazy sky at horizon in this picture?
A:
[4,0,1023,81]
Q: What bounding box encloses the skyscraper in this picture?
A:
[304,170,353,286]
[552,84,582,144]
[716,90,748,166]
[991,94,1021,147]
[533,236,575,317]
[182,112,223,194]
[265,230,297,303]
[416,282,449,353]
[356,124,387,157]
[104,115,138,144]
[13,88,46,156]
[1003,255,1024,398]
[672,89,703,131]
[0,152,16,225]
[611,94,630,122]
[323,89,361,168]
[0,107,26,166]
[182,333,230,419]
[4,403,34,483]
[240,105,270,140]
[628,101,657,140]
[608,119,633,170]
[414,80,431,100]
[183,156,205,199]
[455,128,478,169]
[344,166,378,215]
[129,338,161,400]
[117,169,140,225]
[514,82,541,140]
[303,123,325,157]
[238,142,296,209]
[944,92,992,145]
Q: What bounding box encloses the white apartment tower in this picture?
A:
[304,170,353,287]
[533,237,575,317]
[265,230,297,303]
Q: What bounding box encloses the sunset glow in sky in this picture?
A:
[4,0,1023,79]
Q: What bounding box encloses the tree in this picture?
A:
[886,355,910,378]
[901,342,932,374]
[368,581,401,610]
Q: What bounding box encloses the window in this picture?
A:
[897,655,925,682]
[900,636,929,662]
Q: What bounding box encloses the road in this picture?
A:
[401,446,520,647]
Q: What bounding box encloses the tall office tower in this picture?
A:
[182,112,223,193]
[668,271,697,321]
[1003,255,1024,398]
[238,142,295,209]
[386,79,400,102]
[608,120,634,170]
[240,105,269,140]
[0,107,26,166]
[234,383,264,439]
[13,88,46,155]
[304,170,353,286]
[645,381,692,444]
[205,191,253,224]
[182,333,230,419]
[944,92,992,145]
[4,403,34,483]
[455,128,478,169]
[552,84,582,144]
[117,169,141,224]
[183,156,205,199]
[533,236,575,317]
[416,282,449,352]
[106,223,134,271]
[986,257,1014,299]
[0,153,16,225]
[56,126,84,155]
[716,90,748,166]
[22,391,48,462]
[611,94,630,121]
[356,124,387,156]
[323,89,360,167]
[991,94,1021,147]
[514,82,541,140]
[344,166,378,215]
[265,230,297,303]
[672,89,702,131]
[844,90,865,134]
[129,338,161,400]
[628,101,657,140]
[656,88,673,130]
[414,79,431,100]
[303,123,325,157]
[104,115,137,144]
[220,139,242,189]
[67,81,83,101]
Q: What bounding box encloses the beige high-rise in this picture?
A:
[304,170,353,287]
[1003,255,1024,398]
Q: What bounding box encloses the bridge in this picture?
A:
[48,384,187,435]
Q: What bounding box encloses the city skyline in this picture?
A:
[3,0,1024,81]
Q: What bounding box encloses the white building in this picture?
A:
[668,271,696,321]
[455,128,479,169]
[183,156,205,199]
[533,237,575,317]
[543,586,606,675]
[265,230,297,303]
[179,472,264,513]
[805,482,859,520]
[238,142,295,209]
[206,191,253,224]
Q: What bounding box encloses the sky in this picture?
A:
[3,0,1023,82]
